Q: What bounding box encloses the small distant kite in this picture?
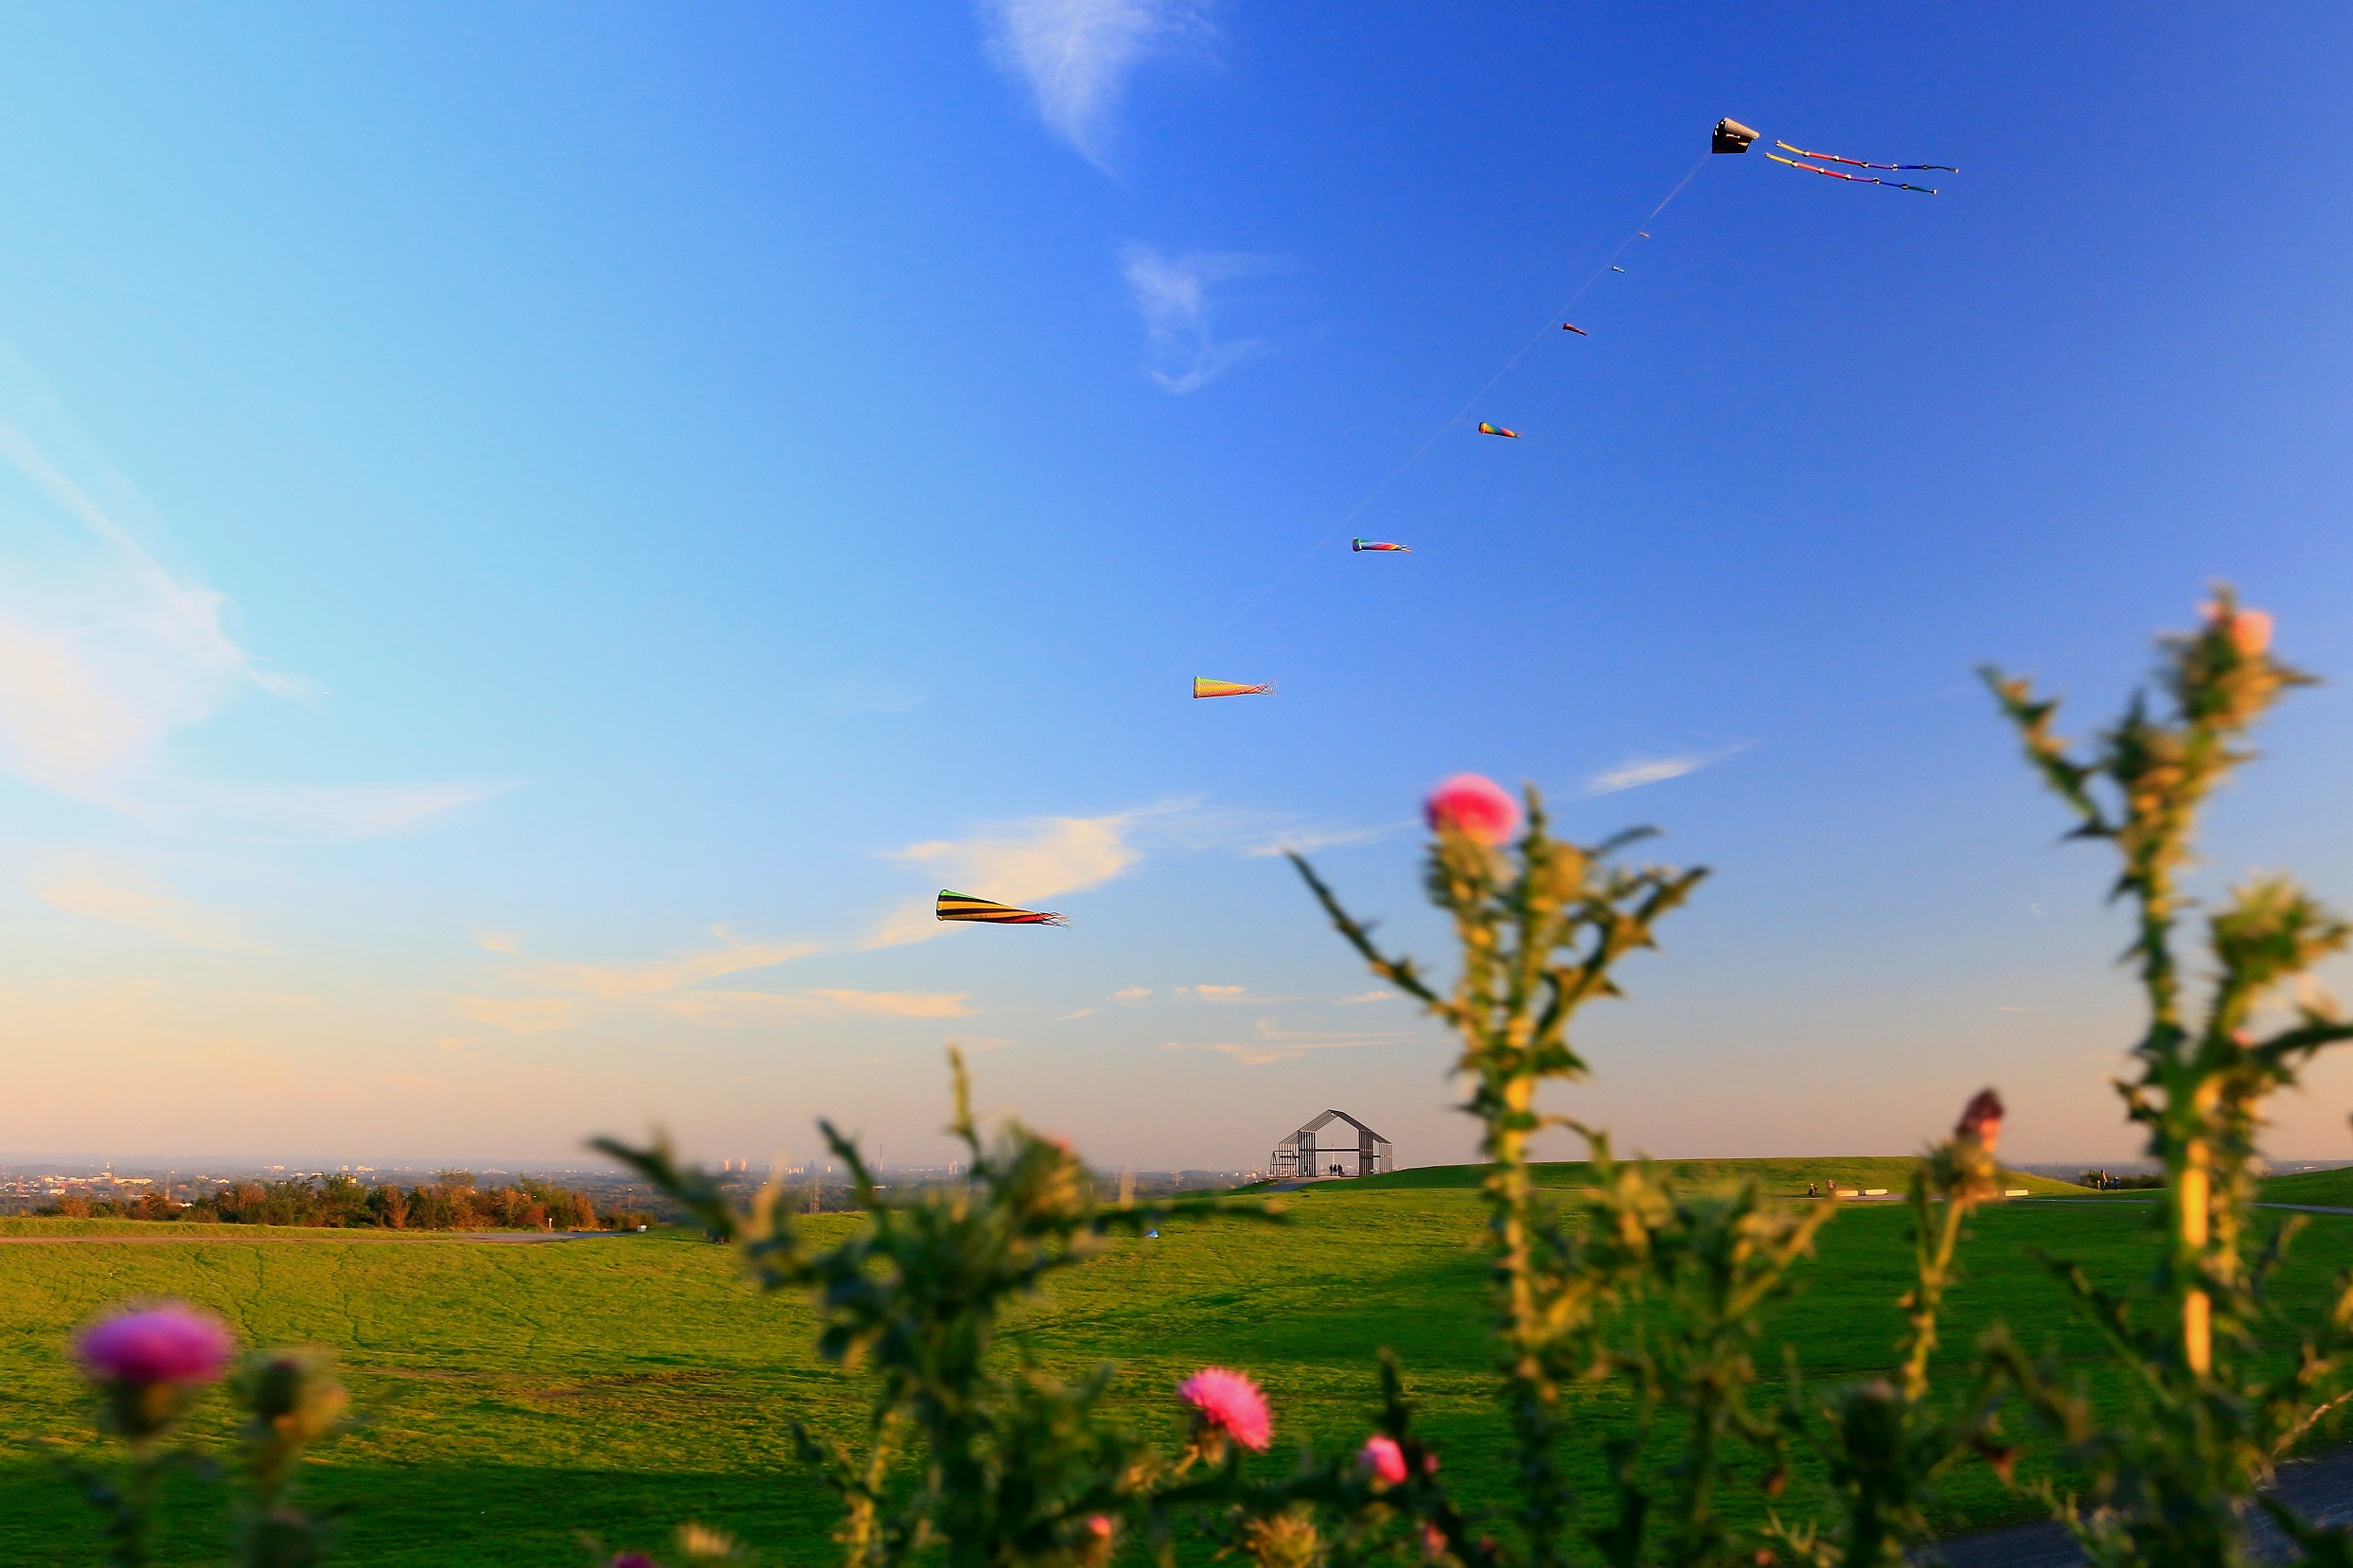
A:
[937,890,1068,926]
[1194,677,1274,698]
[1611,265,1627,273]
[1477,422,1519,438]
[1637,230,1652,238]
[1561,323,1588,336]
[1351,538,1409,553]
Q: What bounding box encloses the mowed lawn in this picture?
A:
[5,1185,2352,1566]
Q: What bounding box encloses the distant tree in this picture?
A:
[367,1184,409,1229]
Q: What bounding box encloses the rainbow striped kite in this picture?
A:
[1477,422,1519,438]
[937,890,1068,926]
[1351,538,1409,553]
[1194,678,1273,698]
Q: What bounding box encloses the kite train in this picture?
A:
[1713,115,1952,194]
[1168,115,1949,719]
[936,890,1068,926]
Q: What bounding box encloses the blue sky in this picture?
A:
[2,4,2350,1171]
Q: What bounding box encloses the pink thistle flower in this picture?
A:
[1176,1366,1272,1452]
[1421,1524,1449,1560]
[1357,1434,1408,1485]
[1954,1088,2003,1154]
[77,1304,234,1386]
[610,1556,659,1568]
[1086,1516,1115,1539]
[1424,774,1519,846]
[2231,609,2273,657]
[2201,601,2273,658]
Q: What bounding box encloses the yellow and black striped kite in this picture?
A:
[936,890,1069,926]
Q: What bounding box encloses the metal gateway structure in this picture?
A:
[1269,1110,1393,1180]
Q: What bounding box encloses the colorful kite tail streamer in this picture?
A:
[1767,151,1937,194]
[1775,140,1956,173]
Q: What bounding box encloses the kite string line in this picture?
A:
[1175,152,1713,671]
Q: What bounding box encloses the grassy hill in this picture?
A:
[2258,1167,2353,1207]
[1299,1156,2093,1197]
[0,1176,2320,1567]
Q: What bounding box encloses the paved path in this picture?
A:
[0,1229,627,1245]
[1923,1448,2353,1566]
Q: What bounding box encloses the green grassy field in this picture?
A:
[3,1179,2347,1565]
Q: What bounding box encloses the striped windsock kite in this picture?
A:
[936,890,1069,926]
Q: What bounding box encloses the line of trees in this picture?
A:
[39,1172,652,1231]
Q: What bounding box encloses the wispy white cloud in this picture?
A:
[0,352,514,832]
[657,988,975,1026]
[454,995,577,1034]
[1176,983,1287,1004]
[1336,989,1398,1006]
[869,810,1146,947]
[979,0,1213,166]
[524,927,819,1000]
[812,988,974,1018]
[188,781,521,837]
[0,363,310,802]
[1588,749,1741,796]
[1112,986,1152,1004]
[1242,820,1413,858]
[1057,1007,1101,1021]
[1122,246,1276,394]
[32,864,261,952]
[1164,1020,1411,1067]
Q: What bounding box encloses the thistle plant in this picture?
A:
[1294,779,2020,1568]
[599,1053,1292,1568]
[229,1349,352,1568]
[62,1303,236,1568]
[56,1303,352,1568]
[1767,1094,2012,1568]
[1293,775,1820,1568]
[1984,591,2353,1566]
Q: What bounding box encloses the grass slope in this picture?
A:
[2259,1169,2353,1207]
[0,1184,2326,1567]
[1336,1157,2091,1196]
